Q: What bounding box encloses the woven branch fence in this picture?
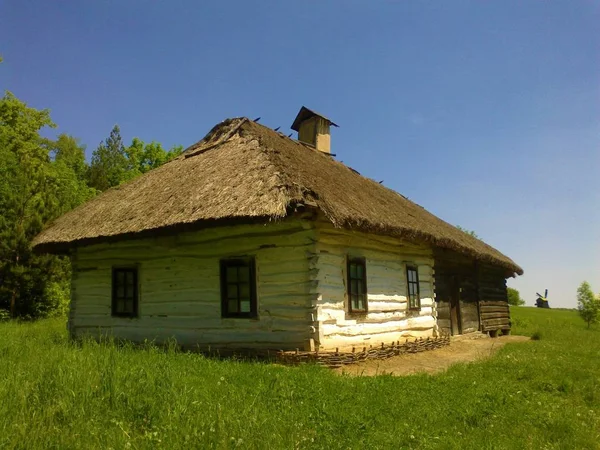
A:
[276,334,451,368]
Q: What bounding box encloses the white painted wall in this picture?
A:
[70,219,315,350]
[69,216,438,352]
[312,221,437,351]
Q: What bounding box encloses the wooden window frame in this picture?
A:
[406,265,421,310]
[347,257,368,314]
[111,267,139,318]
[220,258,258,319]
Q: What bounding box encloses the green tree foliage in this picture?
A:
[507,287,525,306]
[48,134,96,211]
[577,281,600,329]
[88,127,183,190]
[87,125,128,191]
[0,92,72,317]
[87,125,126,191]
[124,138,183,181]
[0,91,180,318]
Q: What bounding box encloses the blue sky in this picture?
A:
[2,1,598,307]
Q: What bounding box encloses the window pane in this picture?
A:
[117,284,125,298]
[123,299,133,313]
[239,283,250,300]
[117,299,125,313]
[228,299,239,313]
[356,264,363,279]
[226,266,238,283]
[350,263,357,279]
[126,272,135,295]
[227,284,238,300]
[351,279,358,296]
[240,300,251,313]
[358,294,366,310]
[238,267,249,282]
[117,271,125,286]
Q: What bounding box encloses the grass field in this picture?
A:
[1,308,599,449]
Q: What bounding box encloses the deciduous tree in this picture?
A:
[507,287,525,306]
[577,281,600,329]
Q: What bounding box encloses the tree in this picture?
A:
[124,138,183,181]
[456,225,480,239]
[577,281,600,329]
[507,287,525,306]
[88,128,183,190]
[0,92,96,318]
[0,91,56,317]
[48,134,96,211]
[87,125,128,191]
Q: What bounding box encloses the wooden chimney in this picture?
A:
[291,106,338,153]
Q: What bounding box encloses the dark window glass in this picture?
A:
[221,258,257,318]
[112,268,138,318]
[347,257,367,313]
[407,266,420,310]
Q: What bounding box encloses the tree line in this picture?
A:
[0,91,182,319]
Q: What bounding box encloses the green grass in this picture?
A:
[1,308,599,449]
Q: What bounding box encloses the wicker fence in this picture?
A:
[276,334,451,368]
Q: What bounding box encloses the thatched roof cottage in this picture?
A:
[33,107,522,352]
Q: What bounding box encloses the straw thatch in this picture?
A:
[33,118,522,275]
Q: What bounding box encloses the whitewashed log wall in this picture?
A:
[312,221,437,351]
[69,219,315,351]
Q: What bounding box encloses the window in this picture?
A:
[112,268,138,318]
[347,257,367,313]
[406,266,420,310]
[220,258,257,318]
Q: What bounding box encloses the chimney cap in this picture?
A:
[290,106,339,131]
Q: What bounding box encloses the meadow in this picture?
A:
[1,308,599,449]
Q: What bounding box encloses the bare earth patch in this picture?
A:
[335,334,531,377]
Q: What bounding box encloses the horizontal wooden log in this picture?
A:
[483,324,511,331]
[479,300,509,307]
[480,312,510,320]
[481,318,511,327]
[479,306,510,313]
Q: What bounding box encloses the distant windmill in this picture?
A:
[535,289,550,308]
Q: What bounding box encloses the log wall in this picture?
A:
[434,250,480,335]
[478,264,511,332]
[69,219,315,350]
[434,249,512,335]
[313,220,437,351]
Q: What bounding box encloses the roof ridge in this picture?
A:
[33,115,522,276]
[238,120,307,205]
[182,117,249,158]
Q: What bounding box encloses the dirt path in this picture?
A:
[335,334,530,377]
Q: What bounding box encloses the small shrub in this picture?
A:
[531,331,542,341]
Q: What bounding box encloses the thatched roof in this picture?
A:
[33,118,522,275]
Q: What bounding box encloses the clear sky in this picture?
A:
[2,1,598,308]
